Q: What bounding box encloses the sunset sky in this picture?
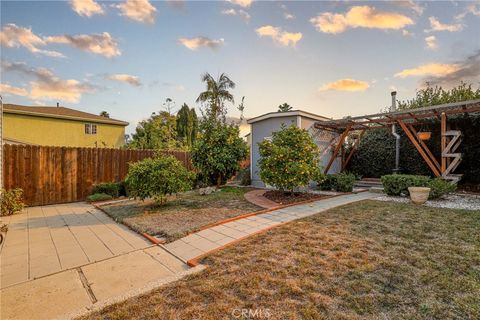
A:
[1,0,479,133]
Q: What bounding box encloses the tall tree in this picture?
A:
[196,72,235,120]
[278,103,292,112]
[128,111,178,150]
[176,103,198,148]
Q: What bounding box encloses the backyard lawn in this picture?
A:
[99,186,261,241]
[82,200,480,320]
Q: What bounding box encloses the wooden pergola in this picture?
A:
[314,99,480,181]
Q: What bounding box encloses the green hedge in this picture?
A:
[381,174,456,199]
[319,173,355,192]
[92,182,120,198]
[86,193,113,203]
[346,114,480,185]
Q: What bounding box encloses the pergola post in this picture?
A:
[324,124,352,174]
[342,129,365,171]
[441,112,446,173]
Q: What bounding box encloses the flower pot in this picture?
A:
[417,132,431,141]
[408,187,430,205]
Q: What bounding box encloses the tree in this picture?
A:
[99,111,110,118]
[398,82,480,110]
[176,103,198,149]
[258,125,323,194]
[196,72,235,120]
[128,111,178,149]
[192,119,248,187]
[125,155,193,205]
[278,103,292,112]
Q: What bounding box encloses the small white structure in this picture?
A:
[247,110,341,188]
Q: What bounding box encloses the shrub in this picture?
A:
[238,167,251,186]
[192,120,248,187]
[86,193,113,203]
[319,173,355,192]
[92,182,119,198]
[258,125,323,193]
[1,188,25,216]
[428,178,457,199]
[381,174,432,196]
[117,181,128,197]
[125,155,194,205]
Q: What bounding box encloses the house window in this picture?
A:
[85,123,97,135]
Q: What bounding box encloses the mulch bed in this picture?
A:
[263,190,329,205]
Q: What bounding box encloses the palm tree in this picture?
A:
[278,103,292,112]
[196,72,235,119]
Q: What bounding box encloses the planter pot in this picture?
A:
[417,132,431,141]
[408,187,430,205]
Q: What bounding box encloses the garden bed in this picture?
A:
[375,192,480,210]
[80,200,480,320]
[263,190,330,205]
[98,186,261,242]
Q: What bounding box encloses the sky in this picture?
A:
[1,0,479,134]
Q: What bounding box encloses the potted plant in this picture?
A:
[408,187,431,205]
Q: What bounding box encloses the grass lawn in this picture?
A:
[99,186,261,241]
[83,200,480,320]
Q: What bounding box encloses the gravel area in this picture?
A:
[375,193,480,210]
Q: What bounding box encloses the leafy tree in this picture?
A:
[278,103,292,112]
[128,111,178,149]
[258,125,324,194]
[125,155,193,205]
[99,111,110,118]
[192,119,248,187]
[176,103,198,149]
[398,82,480,110]
[196,72,235,120]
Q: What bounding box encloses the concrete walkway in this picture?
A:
[243,189,279,209]
[165,192,379,262]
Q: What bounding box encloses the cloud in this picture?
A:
[425,35,438,50]
[45,32,121,58]
[106,74,141,86]
[115,0,157,24]
[402,29,414,36]
[0,83,28,96]
[310,6,414,34]
[395,63,460,78]
[162,82,185,91]
[319,79,370,92]
[284,13,295,20]
[178,36,224,50]
[221,8,250,22]
[420,51,480,86]
[166,0,185,10]
[70,0,104,17]
[425,17,463,32]
[1,60,95,103]
[0,24,64,57]
[394,0,425,15]
[228,0,253,8]
[455,2,480,20]
[255,25,302,47]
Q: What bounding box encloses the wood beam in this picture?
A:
[324,124,352,174]
[408,124,441,171]
[441,112,446,174]
[397,120,441,177]
[342,129,366,171]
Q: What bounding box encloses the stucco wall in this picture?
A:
[4,113,126,148]
[250,115,340,188]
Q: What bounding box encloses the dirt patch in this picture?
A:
[80,200,480,320]
[263,190,329,205]
[99,187,261,242]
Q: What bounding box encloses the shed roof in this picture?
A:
[247,110,331,124]
[3,104,129,126]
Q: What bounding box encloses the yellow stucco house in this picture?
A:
[3,104,128,148]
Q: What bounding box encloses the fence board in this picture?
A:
[3,145,192,206]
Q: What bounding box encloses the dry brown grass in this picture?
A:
[100,186,261,241]
[82,200,480,320]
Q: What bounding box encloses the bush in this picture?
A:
[86,193,113,203]
[125,155,194,205]
[192,120,248,187]
[117,181,128,197]
[238,167,251,186]
[319,173,355,192]
[92,182,120,198]
[258,125,323,193]
[381,174,432,196]
[428,178,457,199]
[1,188,25,216]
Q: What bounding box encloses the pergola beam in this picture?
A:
[407,124,441,172]
[342,129,365,171]
[324,124,352,174]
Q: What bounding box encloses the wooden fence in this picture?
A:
[3,145,191,206]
